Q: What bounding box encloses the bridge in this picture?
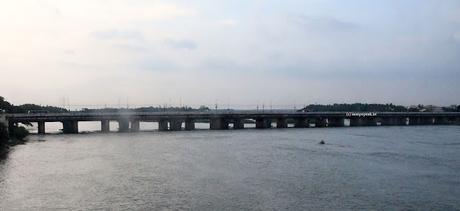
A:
[2,111,460,134]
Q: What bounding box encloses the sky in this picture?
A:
[1,0,459,109]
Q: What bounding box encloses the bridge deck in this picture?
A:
[6,111,460,122]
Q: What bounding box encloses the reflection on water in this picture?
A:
[0,126,459,210]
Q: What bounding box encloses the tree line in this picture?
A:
[300,103,460,112]
[1,96,68,113]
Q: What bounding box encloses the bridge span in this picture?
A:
[3,111,460,134]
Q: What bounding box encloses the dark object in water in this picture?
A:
[319,140,325,145]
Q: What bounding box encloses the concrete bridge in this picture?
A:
[3,111,460,134]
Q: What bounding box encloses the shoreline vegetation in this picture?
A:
[0,123,29,149]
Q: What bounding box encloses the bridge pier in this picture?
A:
[380,117,407,126]
[210,118,229,130]
[426,117,436,125]
[131,120,140,132]
[409,117,434,125]
[444,117,459,125]
[314,118,327,127]
[159,119,169,131]
[233,119,245,129]
[185,119,195,130]
[38,121,45,134]
[294,118,308,128]
[256,118,271,129]
[101,120,110,132]
[62,120,78,134]
[170,119,182,131]
[350,118,363,126]
[276,118,288,128]
[408,117,418,125]
[349,118,377,127]
[328,118,345,127]
[118,120,130,132]
[369,118,378,126]
[434,117,448,125]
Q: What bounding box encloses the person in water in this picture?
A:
[319,140,325,145]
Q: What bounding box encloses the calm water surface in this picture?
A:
[1,126,459,210]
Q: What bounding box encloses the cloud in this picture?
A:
[165,39,197,50]
[1,0,460,106]
[216,19,238,27]
[91,29,144,42]
[199,57,241,71]
[290,15,360,33]
[454,32,460,43]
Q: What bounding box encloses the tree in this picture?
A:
[0,123,8,142]
[198,105,210,111]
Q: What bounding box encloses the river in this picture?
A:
[1,126,459,210]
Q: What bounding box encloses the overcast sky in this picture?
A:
[1,0,459,108]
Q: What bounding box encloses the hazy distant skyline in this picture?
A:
[1,0,459,108]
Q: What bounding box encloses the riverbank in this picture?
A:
[0,123,29,154]
[0,138,29,161]
[0,137,28,155]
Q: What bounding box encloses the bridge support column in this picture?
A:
[210,118,229,130]
[38,121,45,134]
[408,117,419,125]
[350,118,372,127]
[170,120,182,131]
[233,119,244,129]
[410,117,434,125]
[131,120,140,132]
[350,118,362,126]
[434,117,448,125]
[294,118,308,128]
[381,117,404,126]
[423,117,435,125]
[256,118,271,129]
[315,118,327,127]
[185,119,195,130]
[118,120,130,132]
[101,120,110,132]
[444,117,458,125]
[367,118,378,126]
[276,118,288,128]
[395,117,407,126]
[62,121,78,134]
[159,120,169,131]
[328,118,345,127]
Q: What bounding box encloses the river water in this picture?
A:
[0,126,459,210]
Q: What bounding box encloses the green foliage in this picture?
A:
[0,96,68,113]
[301,103,409,112]
[0,123,8,142]
[81,106,200,113]
[198,105,210,111]
[0,96,13,112]
[9,126,29,140]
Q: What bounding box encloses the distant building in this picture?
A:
[410,105,444,112]
[424,105,443,112]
